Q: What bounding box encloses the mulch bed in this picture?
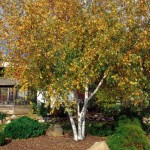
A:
[0,135,105,150]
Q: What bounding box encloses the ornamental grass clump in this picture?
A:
[107,117,150,150]
[4,116,46,139]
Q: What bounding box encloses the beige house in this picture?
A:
[0,65,30,115]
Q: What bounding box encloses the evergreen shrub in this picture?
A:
[37,103,48,117]
[107,117,150,150]
[0,112,6,122]
[87,122,115,136]
[0,132,5,146]
[4,116,46,139]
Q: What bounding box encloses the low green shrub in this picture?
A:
[61,122,72,131]
[87,122,115,136]
[143,123,150,134]
[107,117,150,150]
[4,116,46,139]
[0,132,5,146]
[37,103,48,117]
[31,102,49,117]
[0,112,6,122]
[30,102,38,114]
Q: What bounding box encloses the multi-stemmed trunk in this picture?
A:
[68,74,106,141]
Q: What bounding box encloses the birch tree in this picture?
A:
[0,0,149,140]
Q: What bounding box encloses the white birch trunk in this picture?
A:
[81,77,89,137]
[77,101,84,140]
[78,115,84,140]
[68,112,78,141]
[68,74,107,141]
[80,74,107,139]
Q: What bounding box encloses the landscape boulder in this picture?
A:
[38,119,45,123]
[6,120,11,124]
[46,124,63,137]
[10,115,17,121]
[87,141,110,150]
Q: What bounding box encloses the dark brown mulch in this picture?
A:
[0,135,104,150]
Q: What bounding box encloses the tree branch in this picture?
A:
[87,73,107,102]
[81,72,107,115]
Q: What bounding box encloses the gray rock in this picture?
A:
[143,117,150,124]
[6,117,10,121]
[6,120,11,124]
[38,119,45,123]
[46,124,63,137]
[37,116,43,120]
[87,141,110,150]
[10,115,16,120]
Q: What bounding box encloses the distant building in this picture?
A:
[0,63,29,114]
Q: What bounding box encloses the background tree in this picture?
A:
[0,0,149,140]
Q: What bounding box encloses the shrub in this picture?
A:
[30,102,49,117]
[61,122,72,131]
[0,132,5,146]
[0,112,6,122]
[142,122,150,134]
[87,122,115,136]
[30,102,38,114]
[37,103,48,117]
[107,117,150,150]
[4,116,46,139]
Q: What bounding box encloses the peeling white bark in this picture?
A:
[68,74,107,141]
[80,74,107,139]
[81,74,107,115]
[78,115,84,140]
[77,101,83,140]
[68,111,78,141]
[81,77,89,138]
